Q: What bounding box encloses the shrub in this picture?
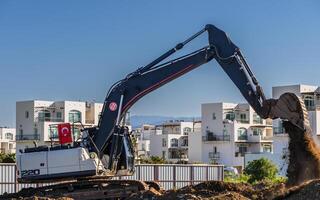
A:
[244,158,278,183]
[0,153,15,163]
[139,156,167,164]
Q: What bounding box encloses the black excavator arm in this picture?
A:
[86,24,308,176]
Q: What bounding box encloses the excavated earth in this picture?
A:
[6,180,320,200]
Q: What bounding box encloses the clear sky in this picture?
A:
[0,0,319,127]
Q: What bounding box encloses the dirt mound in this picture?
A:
[6,180,320,200]
[284,121,320,186]
[274,179,320,200]
[126,181,286,200]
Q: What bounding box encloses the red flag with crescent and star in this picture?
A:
[57,123,73,144]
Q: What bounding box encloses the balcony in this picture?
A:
[248,135,273,143]
[237,135,248,140]
[208,152,220,160]
[236,119,250,124]
[16,134,40,141]
[203,132,230,142]
[37,117,63,123]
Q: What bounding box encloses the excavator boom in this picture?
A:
[87,24,309,175]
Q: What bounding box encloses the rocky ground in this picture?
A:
[5,179,320,200]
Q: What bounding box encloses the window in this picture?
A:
[253,113,263,124]
[170,138,178,147]
[56,112,62,119]
[181,139,188,146]
[225,111,235,121]
[5,133,13,140]
[19,129,23,135]
[38,110,51,121]
[238,146,248,155]
[142,143,146,151]
[263,145,272,153]
[162,138,167,147]
[69,110,82,123]
[34,128,38,135]
[25,111,29,118]
[73,127,81,141]
[212,113,216,120]
[253,128,263,136]
[183,127,191,135]
[240,113,247,123]
[304,95,315,110]
[237,127,248,140]
[49,125,58,139]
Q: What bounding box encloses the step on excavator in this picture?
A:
[13,24,310,199]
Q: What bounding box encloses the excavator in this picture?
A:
[15,24,309,199]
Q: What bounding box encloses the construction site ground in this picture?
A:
[3,179,320,200]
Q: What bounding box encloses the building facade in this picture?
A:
[150,121,200,163]
[189,102,273,168]
[16,100,103,152]
[133,124,162,158]
[0,127,16,154]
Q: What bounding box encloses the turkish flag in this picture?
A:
[58,123,73,144]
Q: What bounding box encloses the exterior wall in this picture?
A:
[0,128,16,154]
[149,121,198,162]
[201,102,273,169]
[188,130,202,163]
[16,100,103,153]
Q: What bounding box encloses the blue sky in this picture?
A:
[0,0,319,127]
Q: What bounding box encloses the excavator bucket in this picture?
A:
[265,92,310,131]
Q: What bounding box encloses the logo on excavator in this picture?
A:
[109,102,118,111]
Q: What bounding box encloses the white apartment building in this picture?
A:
[16,100,103,152]
[272,84,320,174]
[133,124,162,158]
[0,127,16,154]
[189,102,273,169]
[150,121,200,163]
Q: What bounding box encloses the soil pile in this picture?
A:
[127,181,286,200]
[284,121,320,186]
[275,179,320,200]
[6,180,320,200]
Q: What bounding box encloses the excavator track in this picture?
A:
[2,178,161,200]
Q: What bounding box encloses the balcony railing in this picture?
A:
[37,117,64,123]
[235,119,250,124]
[203,134,230,142]
[262,136,273,140]
[237,135,248,140]
[170,143,179,147]
[209,152,220,159]
[16,134,40,141]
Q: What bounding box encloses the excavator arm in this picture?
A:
[88,24,309,175]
